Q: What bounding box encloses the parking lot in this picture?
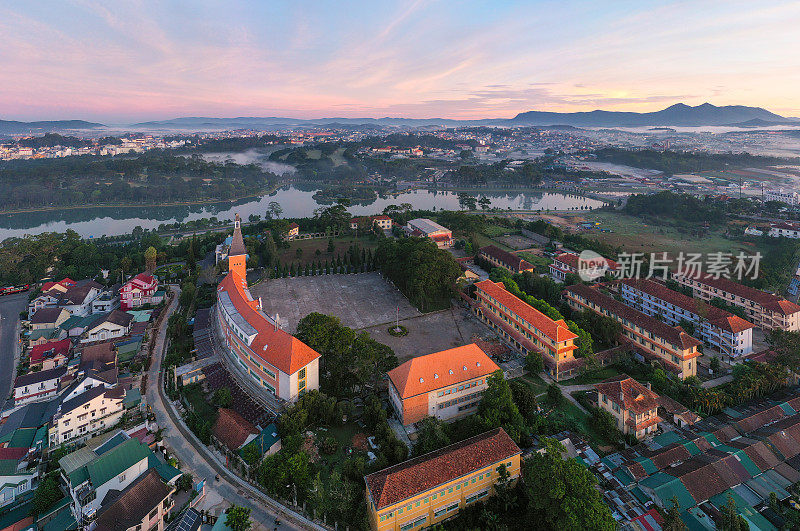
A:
[251,272,421,332]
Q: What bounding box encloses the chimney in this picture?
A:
[646,382,652,390]
[257,297,263,311]
[274,313,280,331]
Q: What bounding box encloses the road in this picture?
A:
[146,286,323,531]
[0,292,27,402]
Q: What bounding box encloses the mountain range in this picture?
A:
[2,103,799,134]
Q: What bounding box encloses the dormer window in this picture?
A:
[434,373,439,379]
[463,366,467,371]
[449,369,454,375]
[476,362,481,367]
[419,378,424,383]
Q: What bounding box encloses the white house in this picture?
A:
[82,310,133,343]
[12,367,67,407]
[49,386,125,447]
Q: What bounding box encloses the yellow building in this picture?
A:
[364,428,521,531]
[594,375,660,440]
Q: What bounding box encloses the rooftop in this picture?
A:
[212,408,258,451]
[407,218,450,235]
[564,284,702,350]
[476,279,578,342]
[228,213,247,256]
[479,245,533,271]
[595,375,660,415]
[387,344,499,399]
[365,428,520,510]
[93,469,172,531]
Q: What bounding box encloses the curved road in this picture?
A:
[146,286,323,531]
[0,292,27,402]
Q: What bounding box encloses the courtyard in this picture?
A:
[251,272,421,332]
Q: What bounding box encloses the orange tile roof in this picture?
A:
[479,245,533,272]
[475,280,577,343]
[619,278,754,333]
[365,428,520,510]
[595,375,660,415]
[387,344,499,399]
[212,408,258,451]
[217,271,320,375]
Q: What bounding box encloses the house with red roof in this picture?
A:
[549,251,618,282]
[286,222,300,240]
[28,337,71,371]
[216,214,320,402]
[212,408,259,453]
[478,245,534,274]
[595,375,661,440]
[350,215,392,231]
[364,428,521,531]
[404,218,453,248]
[120,273,160,310]
[387,344,499,426]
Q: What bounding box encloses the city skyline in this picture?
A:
[2,1,800,122]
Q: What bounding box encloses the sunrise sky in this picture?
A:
[2,0,800,123]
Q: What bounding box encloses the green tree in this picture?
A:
[662,496,687,531]
[509,380,538,423]
[478,196,492,210]
[719,493,749,531]
[225,505,252,531]
[144,245,158,272]
[213,387,232,408]
[524,438,616,530]
[478,371,526,442]
[547,383,563,406]
[525,351,543,374]
[268,201,283,219]
[31,474,63,516]
[413,417,451,456]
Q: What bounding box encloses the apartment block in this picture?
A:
[387,344,499,426]
[478,245,534,274]
[364,428,521,531]
[619,278,754,359]
[473,279,578,381]
[671,270,800,331]
[564,284,702,378]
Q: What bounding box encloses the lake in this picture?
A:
[0,185,605,240]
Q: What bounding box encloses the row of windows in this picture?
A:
[479,292,558,348]
[437,381,480,398]
[484,304,557,358]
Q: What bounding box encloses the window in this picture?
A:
[149,508,158,520]
[448,487,453,494]
[119,473,126,482]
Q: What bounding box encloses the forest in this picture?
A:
[594,147,788,173]
[0,151,276,210]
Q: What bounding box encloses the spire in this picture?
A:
[229,213,247,257]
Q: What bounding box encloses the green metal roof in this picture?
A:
[680,507,716,531]
[126,310,153,323]
[640,472,696,510]
[634,457,658,475]
[0,501,33,530]
[240,423,280,459]
[86,438,151,488]
[123,388,142,408]
[778,402,796,415]
[8,428,36,449]
[682,441,702,456]
[699,433,722,447]
[652,431,683,447]
[0,459,20,475]
[614,468,634,487]
[148,454,181,483]
[630,486,650,504]
[41,506,78,531]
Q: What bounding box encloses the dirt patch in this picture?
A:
[302,433,320,463]
[351,433,368,451]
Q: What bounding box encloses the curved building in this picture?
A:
[215,214,320,402]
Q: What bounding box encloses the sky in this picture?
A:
[2,0,800,123]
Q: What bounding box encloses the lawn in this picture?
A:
[517,252,551,272]
[279,235,380,268]
[181,383,218,423]
[482,224,513,237]
[560,366,622,386]
[570,210,761,258]
[312,423,368,471]
[515,374,549,396]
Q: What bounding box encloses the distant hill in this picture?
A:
[510,103,798,127]
[0,119,104,134]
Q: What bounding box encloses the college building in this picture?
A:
[472,279,579,381]
[619,278,754,360]
[564,284,702,378]
[387,344,499,426]
[594,375,660,440]
[549,251,618,283]
[215,214,321,402]
[478,245,534,274]
[404,218,453,248]
[671,269,800,331]
[364,428,521,531]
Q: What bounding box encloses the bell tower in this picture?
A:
[228,213,247,280]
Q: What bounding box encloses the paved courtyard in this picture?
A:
[362,306,493,362]
[251,272,421,332]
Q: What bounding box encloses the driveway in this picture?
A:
[0,292,27,402]
[146,286,324,531]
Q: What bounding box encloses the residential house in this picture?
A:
[350,215,392,231]
[594,375,660,440]
[120,274,160,311]
[91,289,118,314]
[211,408,259,453]
[57,280,103,317]
[286,222,300,240]
[28,326,68,347]
[49,386,126,447]
[768,222,800,239]
[239,423,281,462]
[472,279,579,381]
[404,218,453,248]
[40,278,77,295]
[0,455,35,510]
[60,313,105,338]
[12,367,67,407]
[549,252,618,282]
[619,278,754,360]
[564,284,702,378]
[364,428,521,531]
[27,278,77,315]
[215,236,233,264]
[28,338,71,371]
[478,245,534,274]
[216,214,321,402]
[387,344,499,426]
[671,269,800,331]
[82,310,133,343]
[60,433,180,523]
[30,308,70,331]
[91,469,175,531]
